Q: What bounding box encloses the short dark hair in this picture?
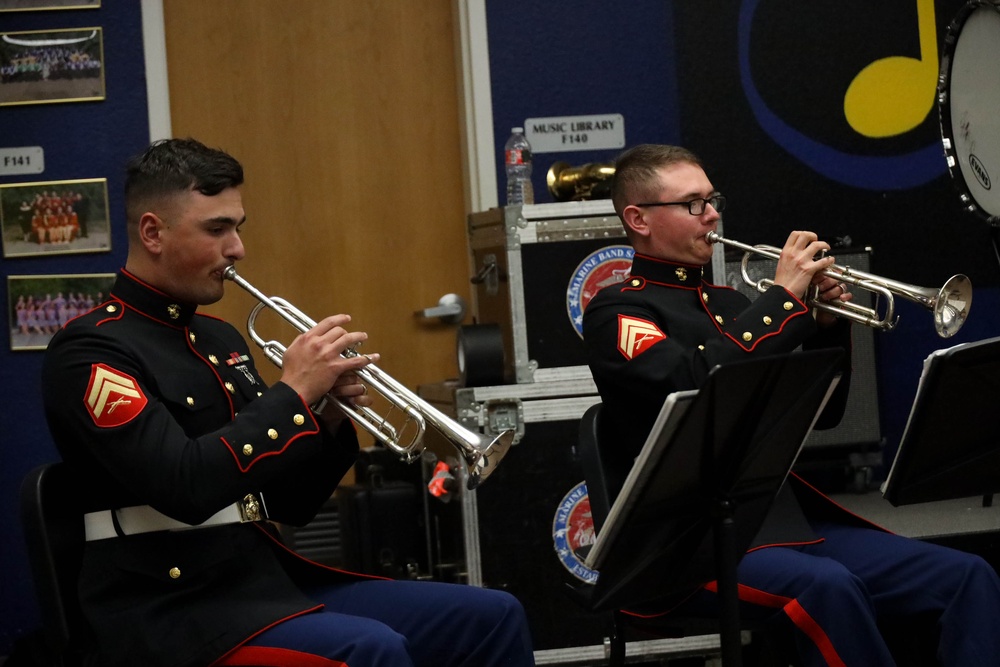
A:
[124,138,244,224]
[610,144,703,220]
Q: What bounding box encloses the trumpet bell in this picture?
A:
[546,161,615,201]
[464,430,516,489]
[934,274,972,338]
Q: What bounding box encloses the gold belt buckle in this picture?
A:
[239,493,262,522]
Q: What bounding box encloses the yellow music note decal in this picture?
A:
[843,0,937,138]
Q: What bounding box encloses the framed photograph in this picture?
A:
[0,0,100,12]
[1,178,111,258]
[0,27,105,106]
[8,273,115,351]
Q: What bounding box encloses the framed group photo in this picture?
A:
[8,272,115,351]
[0,0,100,11]
[1,178,111,258]
[0,27,104,106]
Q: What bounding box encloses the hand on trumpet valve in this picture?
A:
[330,371,376,408]
[773,230,836,300]
[317,367,379,433]
[812,274,853,328]
[280,313,377,407]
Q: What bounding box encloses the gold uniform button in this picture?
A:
[697,344,705,350]
[783,301,794,311]
[267,428,278,440]
[106,304,117,313]
[742,332,753,342]
[188,332,197,343]
[256,391,263,397]
[715,315,724,325]
[293,414,305,426]
[186,397,195,406]
[169,567,181,579]
[225,382,236,394]
[702,293,709,303]
[209,355,219,365]
[763,316,773,325]
[630,278,641,287]
[242,444,253,456]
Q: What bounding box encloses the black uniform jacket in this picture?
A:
[583,253,881,552]
[41,270,376,667]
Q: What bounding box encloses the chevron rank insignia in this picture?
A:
[85,363,148,428]
[617,315,667,360]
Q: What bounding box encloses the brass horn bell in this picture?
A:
[546,161,615,201]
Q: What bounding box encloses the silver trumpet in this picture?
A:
[706,232,972,338]
[223,266,514,489]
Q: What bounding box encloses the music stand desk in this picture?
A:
[883,335,1000,506]
[583,349,844,666]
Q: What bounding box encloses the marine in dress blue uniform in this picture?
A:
[583,144,1000,666]
[41,138,534,667]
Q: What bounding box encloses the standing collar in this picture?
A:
[629,253,705,287]
[110,269,198,327]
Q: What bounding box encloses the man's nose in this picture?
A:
[226,233,245,261]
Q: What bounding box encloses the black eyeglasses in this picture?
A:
[636,194,726,215]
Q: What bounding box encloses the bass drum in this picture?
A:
[938,1,1000,224]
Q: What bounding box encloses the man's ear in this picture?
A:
[621,205,649,239]
[137,212,166,254]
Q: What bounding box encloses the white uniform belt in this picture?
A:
[83,493,266,541]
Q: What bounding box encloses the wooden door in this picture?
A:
[162,1,473,447]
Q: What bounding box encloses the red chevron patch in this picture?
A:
[85,363,148,428]
[617,315,667,360]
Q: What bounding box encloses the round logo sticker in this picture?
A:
[566,244,634,338]
[552,481,599,583]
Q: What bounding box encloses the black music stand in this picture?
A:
[582,349,845,667]
[883,335,1000,507]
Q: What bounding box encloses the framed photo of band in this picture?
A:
[8,272,115,351]
[0,0,100,11]
[0,27,105,106]
[0,178,111,258]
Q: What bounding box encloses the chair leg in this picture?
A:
[606,610,625,667]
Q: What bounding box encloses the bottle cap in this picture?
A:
[511,127,523,133]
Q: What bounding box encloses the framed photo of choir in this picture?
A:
[0,1,100,11]
[0,178,111,258]
[0,27,105,106]
[8,272,115,351]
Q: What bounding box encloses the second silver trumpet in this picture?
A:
[707,231,972,338]
[223,266,514,489]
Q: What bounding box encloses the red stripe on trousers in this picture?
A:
[704,581,847,667]
[214,646,347,667]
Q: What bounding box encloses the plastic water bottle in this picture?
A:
[504,127,534,205]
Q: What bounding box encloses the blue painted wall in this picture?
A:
[484,0,1000,472]
[0,3,149,654]
[3,0,999,655]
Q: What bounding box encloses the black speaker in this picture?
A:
[722,251,883,454]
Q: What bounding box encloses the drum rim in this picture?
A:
[937,0,1000,225]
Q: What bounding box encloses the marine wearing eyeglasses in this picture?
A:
[582,143,1000,667]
